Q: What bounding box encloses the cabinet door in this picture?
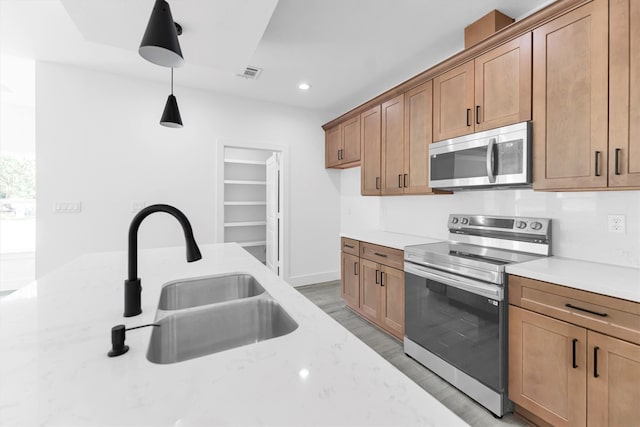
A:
[359,259,380,323]
[361,106,382,195]
[433,61,475,141]
[532,0,608,190]
[587,331,640,427]
[404,81,434,194]
[475,32,532,131]
[381,94,405,195]
[341,252,360,309]
[341,115,361,164]
[379,266,404,339]
[325,125,341,168]
[609,0,640,188]
[509,306,587,427]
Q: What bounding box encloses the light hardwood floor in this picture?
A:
[297,281,530,427]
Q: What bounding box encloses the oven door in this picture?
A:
[404,262,506,392]
[429,121,531,189]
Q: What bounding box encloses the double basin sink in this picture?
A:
[147,274,298,364]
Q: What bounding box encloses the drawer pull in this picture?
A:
[380,271,385,287]
[565,303,608,317]
[373,252,388,258]
[376,269,380,284]
[615,148,621,175]
[344,244,354,249]
[354,261,358,276]
[572,338,578,369]
[466,108,471,127]
[594,151,601,177]
[593,346,600,378]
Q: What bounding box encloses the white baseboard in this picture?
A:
[287,271,339,287]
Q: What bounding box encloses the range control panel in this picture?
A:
[448,214,551,236]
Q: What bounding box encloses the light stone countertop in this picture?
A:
[340,230,442,250]
[506,256,640,303]
[0,243,467,426]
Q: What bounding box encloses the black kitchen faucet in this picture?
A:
[123,204,201,317]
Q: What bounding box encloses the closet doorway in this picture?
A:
[222,146,283,276]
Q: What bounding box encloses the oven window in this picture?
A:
[405,272,502,391]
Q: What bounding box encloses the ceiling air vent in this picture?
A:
[237,66,263,80]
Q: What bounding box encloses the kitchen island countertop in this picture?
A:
[0,243,467,426]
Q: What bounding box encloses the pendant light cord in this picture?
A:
[171,68,174,95]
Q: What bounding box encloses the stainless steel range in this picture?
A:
[403,214,552,417]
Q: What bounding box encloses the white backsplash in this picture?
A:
[341,168,640,268]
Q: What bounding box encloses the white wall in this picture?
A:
[341,168,640,268]
[35,62,340,285]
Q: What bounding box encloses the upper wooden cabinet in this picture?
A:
[325,115,361,168]
[532,0,609,190]
[433,61,475,141]
[381,94,405,195]
[361,106,382,195]
[404,82,436,194]
[609,0,640,188]
[433,32,532,142]
[363,83,442,196]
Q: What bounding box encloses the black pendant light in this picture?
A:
[160,68,183,128]
[139,0,184,68]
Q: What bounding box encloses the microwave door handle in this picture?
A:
[486,137,496,183]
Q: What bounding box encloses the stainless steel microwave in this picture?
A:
[429,121,532,190]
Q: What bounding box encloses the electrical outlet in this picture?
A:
[54,201,81,213]
[608,214,626,233]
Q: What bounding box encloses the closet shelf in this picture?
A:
[224,159,266,166]
[223,221,267,227]
[238,241,267,248]
[224,201,267,206]
[224,180,267,185]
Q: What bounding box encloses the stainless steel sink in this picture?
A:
[147,298,298,364]
[158,274,266,310]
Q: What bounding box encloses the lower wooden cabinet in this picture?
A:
[340,252,359,309]
[586,331,640,427]
[509,305,587,427]
[509,275,640,427]
[340,238,405,340]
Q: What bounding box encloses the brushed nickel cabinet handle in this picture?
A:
[476,105,481,125]
[466,108,472,127]
[375,176,380,190]
[595,151,601,176]
[615,148,621,175]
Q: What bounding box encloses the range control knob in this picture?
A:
[451,217,459,224]
[461,218,469,225]
[531,221,543,231]
[516,221,527,229]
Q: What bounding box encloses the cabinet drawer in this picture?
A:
[360,242,403,270]
[509,275,640,345]
[341,237,359,256]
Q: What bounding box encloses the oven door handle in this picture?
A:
[405,263,503,300]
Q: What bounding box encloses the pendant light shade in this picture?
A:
[160,68,183,128]
[139,0,184,68]
[160,94,183,128]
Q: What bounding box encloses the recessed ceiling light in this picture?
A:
[298,82,311,91]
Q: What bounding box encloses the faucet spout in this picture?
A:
[124,204,201,317]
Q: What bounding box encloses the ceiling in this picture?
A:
[0,0,552,116]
